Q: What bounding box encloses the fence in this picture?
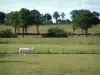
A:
[0,40,99,45]
[0,48,100,54]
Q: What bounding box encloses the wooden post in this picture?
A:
[48,48,50,54]
[62,48,64,54]
[77,48,78,54]
[92,48,93,54]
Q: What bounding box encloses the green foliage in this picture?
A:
[0,29,17,38]
[53,11,60,24]
[30,9,41,25]
[71,9,100,37]
[44,27,68,37]
[7,11,19,27]
[61,12,65,20]
[0,12,6,24]
[18,8,31,28]
[43,13,52,24]
[18,8,31,37]
[92,11,100,17]
[57,19,71,24]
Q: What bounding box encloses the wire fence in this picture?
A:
[0,38,100,45]
[0,48,100,55]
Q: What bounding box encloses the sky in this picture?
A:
[0,0,100,21]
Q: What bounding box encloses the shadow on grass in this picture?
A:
[0,60,23,63]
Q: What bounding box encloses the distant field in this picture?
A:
[0,54,100,75]
[0,24,100,34]
[0,36,100,44]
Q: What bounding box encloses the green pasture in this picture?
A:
[0,36,100,54]
[0,54,100,75]
[0,44,100,54]
[0,24,100,75]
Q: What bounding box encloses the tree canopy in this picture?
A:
[0,12,6,24]
[53,11,60,24]
[7,11,19,34]
[72,9,100,37]
[61,12,65,20]
[43,13,52,24]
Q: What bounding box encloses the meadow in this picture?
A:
[0,24,100,54]
[0,24,100,34]
[0,36,100,54]
[0,24,100,75]
[0,54,100,75]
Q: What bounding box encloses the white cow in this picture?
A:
[19,47,35,54]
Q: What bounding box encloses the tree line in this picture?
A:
[0,8,71,37]
[0,8,100,37]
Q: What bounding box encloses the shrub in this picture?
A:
[43,27,68,37]
[0,29,18,38]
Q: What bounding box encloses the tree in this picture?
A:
[70,10,80,32]
[57,19,62,24]
[72,9,100,37]
[70,9,91,34]
[18,8,31,38]
[70,10,79,20]
[40,14,45,25]
[0,12,6,24]
[61,12,65,20]
[7,11,19,34]
[30,9,41,34]
[53,11,60,24]
[66,19,71,24]
[92,11,100,17]
[43,13,52,24]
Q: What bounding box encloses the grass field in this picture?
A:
[0,54,100,75]
[0,24,100,34]
[0,36,100,54]
[0,24,100,75]
[0,44,100,54]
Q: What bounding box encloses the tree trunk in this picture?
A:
[36,25,39,34]
[82,28,83,34]
[22,27,24,38]
[73,27,75,32]
[25,27,27,33]
[15,27,17,34]
[85,29,88,37]
[18,28,20,33]
[56,19,57,24]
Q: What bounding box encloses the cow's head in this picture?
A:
[32,47,35,51]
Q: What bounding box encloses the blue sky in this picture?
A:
[0,0,100,20]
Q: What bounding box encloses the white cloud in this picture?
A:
[0,0,100,21]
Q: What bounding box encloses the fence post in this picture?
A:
[77,48,78,54]
[92,48,93,54]
[62,48,64,54]
[48,48,50,54]
[5,48,7,54]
